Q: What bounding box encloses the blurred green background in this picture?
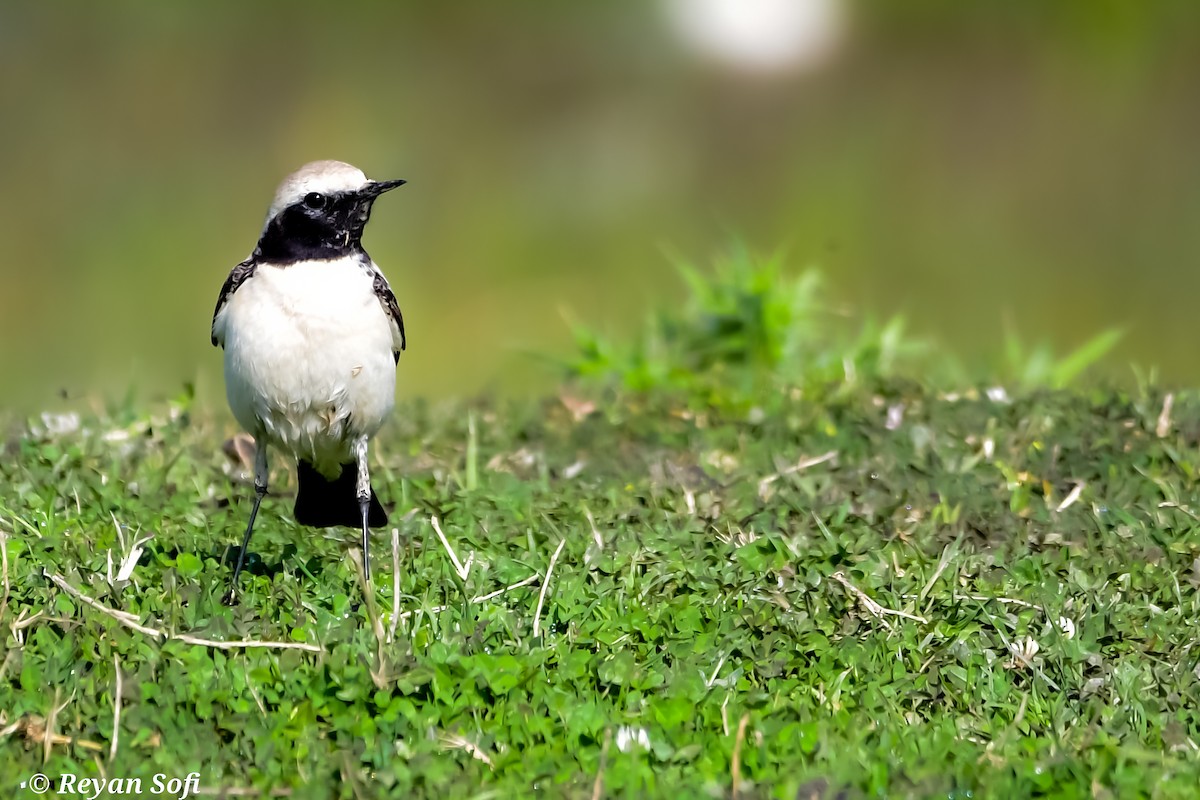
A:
[1,1,1198,410]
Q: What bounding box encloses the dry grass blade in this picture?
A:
[47,572,162,637]
[44,688,60,763]
[44,688,78,763]
[439,731,495,768]
[0,714,19,740]
[173,635,322,653]
[533,538,567,638]
[758,450,837,499]
[731,713,750,800]
[1055,481,1085,512]
[110,654,122,761]
[393,574,540,623]
[591,728,612,800]
[348,547,390,688]
[918,543,956,602]
[7,712,104,755]
[45,572,322,652]
[901,592,1039,610]
[389,525,401,644]
[430,515,472,580]
[1157,392,1174,438]
[473,574,539,603]
[12,608,44,634]
[830,571,929,629]
[1158,501,1200,521]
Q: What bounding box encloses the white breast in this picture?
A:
[217,257,397,474]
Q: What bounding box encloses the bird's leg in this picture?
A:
[221,440,268,606]
[354,435,372,584]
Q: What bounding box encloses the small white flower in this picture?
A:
[1007,636,1040,669]
[616,726,651,753]
[1056,616,1076,639]
[715,527,757,547]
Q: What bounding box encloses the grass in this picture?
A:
[566,244,1124,400]
[2,251,1198,798]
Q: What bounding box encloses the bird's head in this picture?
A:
[255,160,405,263]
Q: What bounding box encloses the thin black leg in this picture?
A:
[353,435,372,585]
[222,479,267,606]
[359,495,371,583]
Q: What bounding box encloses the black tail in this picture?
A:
[294,460,387,528]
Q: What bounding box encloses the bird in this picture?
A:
[210,160,407,605]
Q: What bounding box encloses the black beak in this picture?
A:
[360,179,406,199]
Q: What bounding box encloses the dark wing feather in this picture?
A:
[372,270,406,362]
[211,259,257,347]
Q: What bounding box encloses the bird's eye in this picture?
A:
[303,192,327,210]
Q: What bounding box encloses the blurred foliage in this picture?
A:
[1001,324,1124,392]
[0,2,1197,409]
[568,246,1121,402]
[568,246,919,396]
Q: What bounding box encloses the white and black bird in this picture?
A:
[211,160,406,604]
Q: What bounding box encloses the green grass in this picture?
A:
[2,254,1197,798]
[566,244,1123,400]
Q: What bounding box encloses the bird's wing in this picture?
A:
[210,259,257,347]
[372,269,406,362]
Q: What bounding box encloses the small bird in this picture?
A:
[211,160,406,605]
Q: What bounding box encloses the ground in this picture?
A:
[2,378,1199,799]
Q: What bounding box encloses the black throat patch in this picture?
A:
[254,194,375,265]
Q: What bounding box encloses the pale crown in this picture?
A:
[263,160,372,228]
